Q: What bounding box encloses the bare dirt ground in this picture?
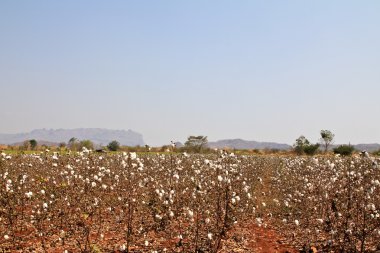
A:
[1,222,299,252]
[220,221,298,253]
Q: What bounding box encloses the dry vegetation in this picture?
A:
[0,150,379,252]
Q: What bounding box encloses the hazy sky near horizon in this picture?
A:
[1,1,379,146]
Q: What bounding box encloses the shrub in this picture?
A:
[79,140,94,150]
[303,144,320,155]
[107,140,120,151]
[333,145,355,156]
[293,136,319,156]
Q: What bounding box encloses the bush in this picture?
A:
[107,140,120,151]
[293,136,319,156]
[333,145,355,156]
[303,144,320,156]
[79,140,94,150]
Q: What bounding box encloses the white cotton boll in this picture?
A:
[144,240,149,246]
[91,182,97,187]
[295,220,300,226]
[130,152,137,160]
[4,234,10,240]
[316,219,324,224]
[43,203,48,209]
[188,210,194,217]
[120,244,126,251]
[25,191,33,198]
[367,203,376,211]
[217,175,223,182]
[40,190,45,195]
[255,217,263,226]
[207,233,213,240]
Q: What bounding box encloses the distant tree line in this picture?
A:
[293,129,355,156]
[3,131,378,157]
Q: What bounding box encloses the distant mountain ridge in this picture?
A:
[349,143,380,152]
[207,139,380,152]
[207,139,292,150]
[0,128,145,146]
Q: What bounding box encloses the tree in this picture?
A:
[293,136,310,155]
[293,135,319,156]
[320,130,334,152]
[29,139,37,150]
[107,140,120,151]
[185,135,208,153]
[68,137,79,151]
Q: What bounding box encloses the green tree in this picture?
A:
[293,136,310,155]
[107,140,120,151]
[29,139,37,150]
[185,135,208,153]
[293,136,319,156]
[320,130,334,152]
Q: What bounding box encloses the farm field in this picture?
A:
[0,151,379,252]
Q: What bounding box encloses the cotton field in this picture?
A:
[0,151,379,252]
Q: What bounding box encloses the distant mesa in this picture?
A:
[0,128,145,146]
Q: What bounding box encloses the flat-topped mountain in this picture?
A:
[0,128,145,146]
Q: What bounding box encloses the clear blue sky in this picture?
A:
[1,1,379,146]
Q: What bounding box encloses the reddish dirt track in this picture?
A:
[220,221,298,253]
